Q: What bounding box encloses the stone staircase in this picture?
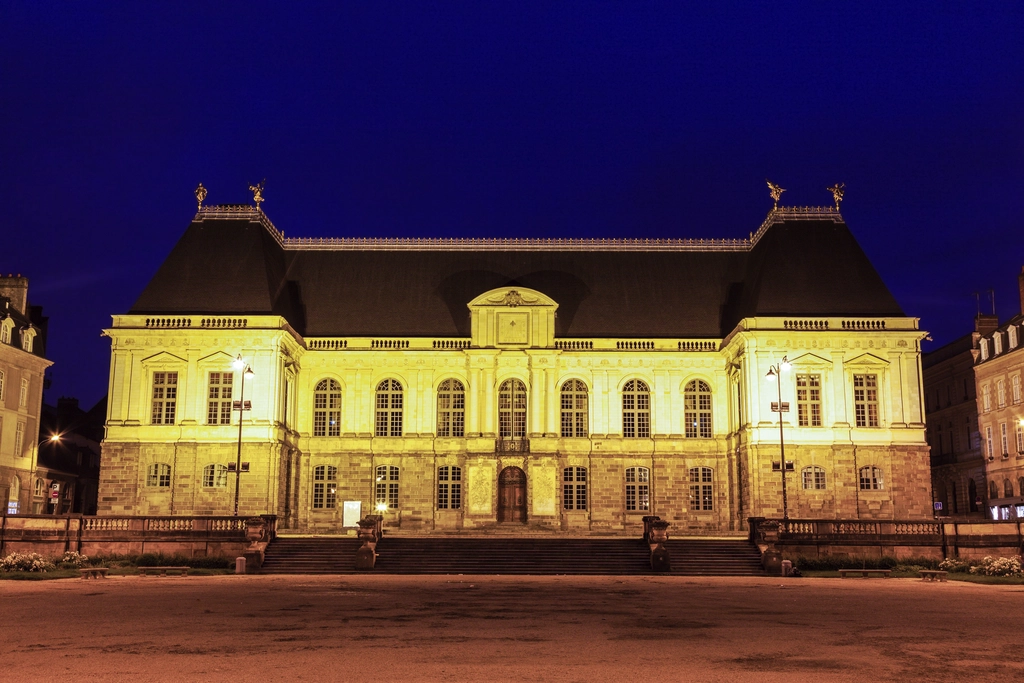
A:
[260,536,764,576]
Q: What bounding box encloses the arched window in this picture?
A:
[858,466,883,490]
[375,465,400,509]
[624,466,649,511]
[436,379,465,438]
[202,464,228,488]
[622,380,650,438]
[689,467,714,511]
[313,379,341,437]
[312,465,337,509]
[560,380,588,438]
[147,463,171,488]
[498,379,527,439]
[437,465,462,509]
[563,467,587,510]
[989,480,999,499]
[375,380,403,437]
[968,478,978,512]
[802,465,826,490]
[7,475,20,514]
[1004,479,1014,498]
[684,380,713,438]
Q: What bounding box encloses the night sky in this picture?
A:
[2,3,1022,409]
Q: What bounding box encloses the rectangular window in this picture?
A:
[562,467,587,511]
[312,465,337,509]
[624,467,649,512]
[151,372,178,425]
[0,369,4,400]
[15,421,25,457]
[853,374,879,427]
[1016,423,1024,453]
[19,377,29,407]
[437,466,462,510]
[982,385,991,412]
[986,426,994,459]
[796,374,822,427]
[1014,376,1022,404]
[207,372,234,425]
[375,465,400,509]
[688,467,714,511]
[997,380,1006,408]
[1000,423,1008,456]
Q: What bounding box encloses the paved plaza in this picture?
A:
[2,574,1021,681]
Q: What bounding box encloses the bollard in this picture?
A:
[235,556,246,574]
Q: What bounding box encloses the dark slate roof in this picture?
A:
[130,209,905,338]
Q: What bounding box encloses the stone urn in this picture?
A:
[648,520,671,572]
[757,520,783,575]
[245,517,268,546]
[648,520,670,546]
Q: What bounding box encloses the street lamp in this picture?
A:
[766,355,792,519]
[233,355,254,517]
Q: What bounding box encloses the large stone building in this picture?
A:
[97,201,932,534]
[0,275,52,514]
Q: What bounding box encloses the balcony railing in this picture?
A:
[495,438,530,454]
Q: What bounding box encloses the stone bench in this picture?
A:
[79,568,109,579]
[138,566,190,577]
[838,569,891,578]
[919,570,948,582]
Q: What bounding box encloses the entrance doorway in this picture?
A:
[497,466,527,523]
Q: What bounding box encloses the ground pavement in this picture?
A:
[2,574,1021,682]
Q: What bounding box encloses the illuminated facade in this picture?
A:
[97,203,932,533]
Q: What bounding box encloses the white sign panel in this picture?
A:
[342,500,362,527]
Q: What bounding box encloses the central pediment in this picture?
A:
[468,287,558,348]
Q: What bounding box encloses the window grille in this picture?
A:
[498,379,527,439]
[151,372,178,425]
[436,379,466,438]
[853,374,879,427]
[560,380,588,438]
[796,374,822,427]
[207,372,234,425]
[622,380,650,438]
[624,466,650,511]
[858,465,883,490]
[312,465,338,509]
[562,466,587,510]
[147,463,171,488]
[802,465,826,490]
[688,467,714,510]
[375,465,400,509]
[437,465,462,509]
[684,380,713,438]
[202,464,228,488]
[375,380,403,437]
[313,379,342,437]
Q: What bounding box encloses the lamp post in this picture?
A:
[765,355,792,519]
[233,355,254,517]
[36,435,61,515]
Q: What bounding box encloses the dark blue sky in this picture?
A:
[2,2,1023,408]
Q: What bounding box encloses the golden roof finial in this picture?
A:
[827,183,845,210]
[194,182,207,209]
[766,179,785,209]
[249,179,266,211]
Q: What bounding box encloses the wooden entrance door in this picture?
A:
[497,467,527,523]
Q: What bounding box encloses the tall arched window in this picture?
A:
[624,466,649,511]
[684,380,713,438]
[147,463,171,488]
[202,464,228,488]
[312,465,338,509]
[375,465,400,509]
[498,379,527,439]
[560,380,588,438]
[436,379,465,438]
[622,380,650,438]
[563,467,587,510]
[858,466,883,490]
[437,465,462,509]
[375,380,403,437]
[313,379,341,437]
[689,467,714,511]
[801,465,826,490]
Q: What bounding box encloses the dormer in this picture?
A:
[467,287,558,349]
[0,316,13,345]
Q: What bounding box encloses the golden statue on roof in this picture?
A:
[194,182,207,209]
[827,183,845,210]
[249,179,266,211]
[766,180,785,209]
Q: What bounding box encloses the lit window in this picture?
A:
[796,374,822,427]
[858,466,883,490]
[202,464,228,488]
[151,372,178,425]
[689,467,714,511]
[622,380,650,438]
[498,379,527,439]
[207,372,234,425]
[19,377,28,407]
[147,463,171,488]
[34,478,43,497]
[313,379,341,437]
[312,465,338,509]
[375,380,403,437]
[21,329,33,352]
[684,380,713,438]
[436,379,465,438]
[560,380,588,438]
[624,466,650,511]
[802,465,826,490]
[853,374,879,427]
[562,466,587,510]
[375,465,399,509]
[437,465,462,509]
[0,320,11,344]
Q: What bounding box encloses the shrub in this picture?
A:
[1,552,57,573]
[938,558,972,573]
[793,555,899,571]
[969,556,1022,577]
[58,551,90,568]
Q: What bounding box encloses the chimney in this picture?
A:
[975,313,999,336]
[0,275,28,315]
[1018,266,1024,315]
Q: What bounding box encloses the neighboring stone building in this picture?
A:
[97,201,932,534]
[36,396,104,515]
[0,275,52,514]
[972,267,1024,520]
